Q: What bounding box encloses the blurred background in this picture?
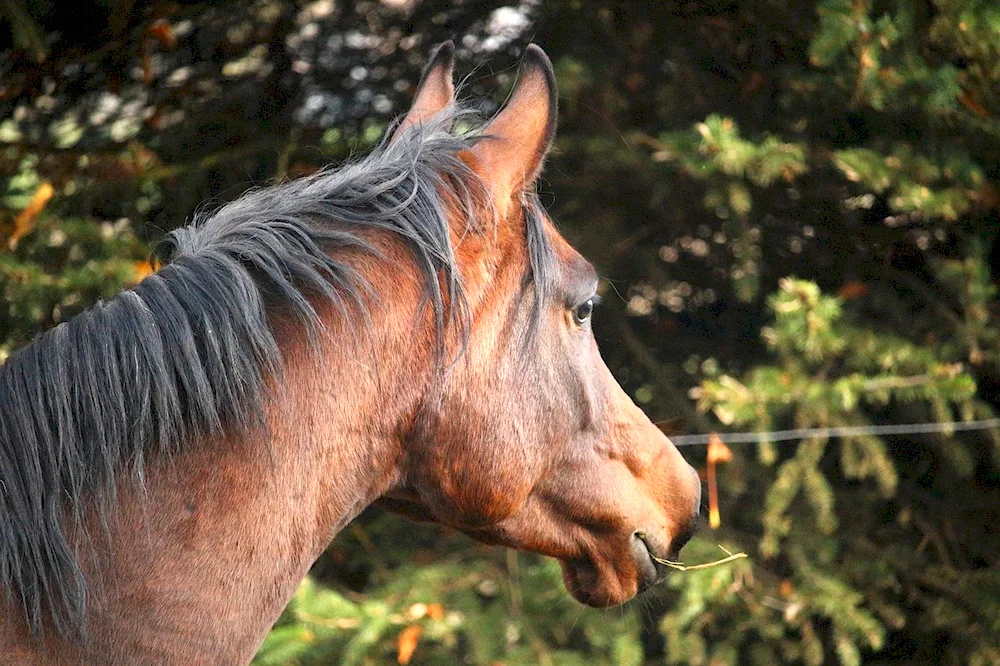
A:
[2,1,1000,664]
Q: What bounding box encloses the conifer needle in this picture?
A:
[650,545,748,571]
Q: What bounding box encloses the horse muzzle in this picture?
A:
[632,521,697,593]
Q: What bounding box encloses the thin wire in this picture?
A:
[667,417,1000,447]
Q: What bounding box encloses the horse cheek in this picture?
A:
[409,403,535,528]
[454,454,532,526]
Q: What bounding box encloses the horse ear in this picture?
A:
[467,44,557,220]
[391,41,455,142]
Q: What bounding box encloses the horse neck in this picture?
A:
[3,290,433,664]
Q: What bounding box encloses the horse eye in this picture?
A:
[572,298,594,325]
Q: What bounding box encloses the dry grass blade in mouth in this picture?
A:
[650,545,748,572]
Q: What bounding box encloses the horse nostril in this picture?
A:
[670,522,697,559]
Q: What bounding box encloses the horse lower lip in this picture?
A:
[632,535,660,592]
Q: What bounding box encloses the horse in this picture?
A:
[0,42,701,664]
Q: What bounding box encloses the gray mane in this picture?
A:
[0,106,554,639]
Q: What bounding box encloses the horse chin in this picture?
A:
[558,535,666,607]
[558,558,637,608]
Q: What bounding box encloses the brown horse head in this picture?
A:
[380,43,702,607]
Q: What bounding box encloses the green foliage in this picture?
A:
[0,209,150,359]
[658,115,808,189]
[253,520,646,666]
[673,279,997,664]
[833,144,985,220]
[654,116,808,302]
